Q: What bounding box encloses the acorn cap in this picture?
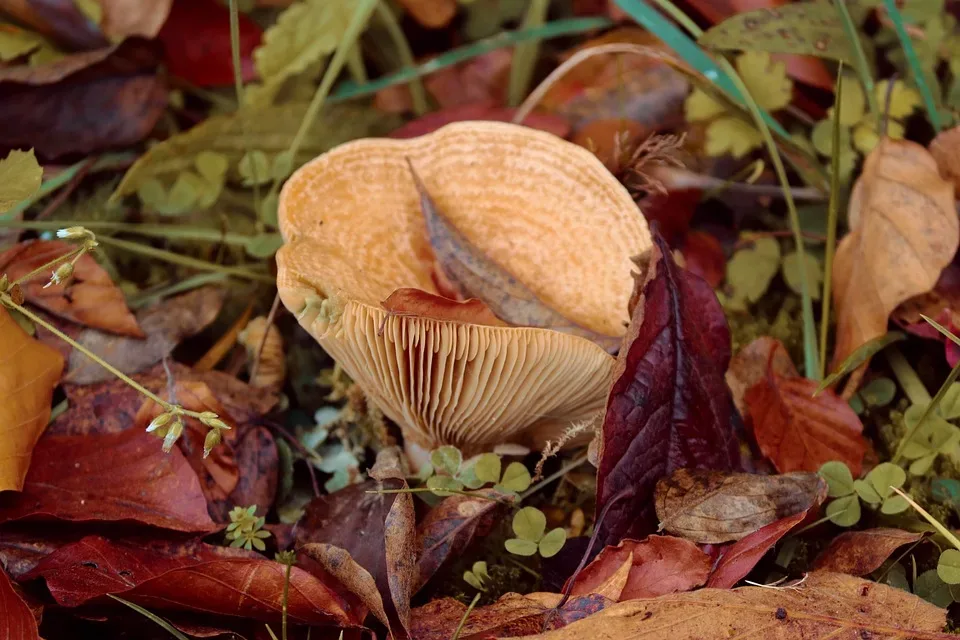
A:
[277,121,651,461]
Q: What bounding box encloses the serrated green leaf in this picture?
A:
[474,453,502,485]
[917,569,953,607]
[245,234,284,259]
[684,89,726,122]
[512,506,546,542]
[539,528,566,558]
[725,236,780,305]
[704,116,763,158]
[942,550,960,584]
[110,104,400,205]
[781,250,822,300]
[811,118,852,157]
[504,538,538,556]
[866,462,906,499]
[431,446,462,476]
[828,77,866,126]
[854,478,882,505]
[499,462,531,493]
[819,460,855,497]
[826,494,861,526]
[852,114,905,154]
[860,378,896,408]
[0,148,42,213]
[699,2,878,65]
[816,332,905,394]
[875,79,921,119]
[736,51,792,112]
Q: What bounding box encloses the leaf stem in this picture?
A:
[885,347,932,406]
[227,0,261,215]
[107,595,191,640]
[835,0,878,116]
[819,69,844,378]
[451,593,481,640]
[281,562,291,640]
[374,1,428,116]
[10,246,85,287]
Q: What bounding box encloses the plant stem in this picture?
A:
[835,0,878,116]
[882,0,941,132]
[885,348,932,406]
[0,218,256,247]
[108,595,191,640]
[95,235,274,284]
[374,1,428,116]
[451,593,481,640]
[819,69,844,378]
[519,453,588,502]
[893,358,960,464]
[281,562,291,640]
[10,246,84,287]
[508,0,551,107]
[367,487,504,502]
[227,0,261,215]
[127,273,229,309]
[346,44,368,84]
[892,487,960,551]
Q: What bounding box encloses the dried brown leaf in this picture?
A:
[654,468,826,543]
[930,125,960,192]
[813,529,924,576]
[238,316,286,392]
[726,337,797,418]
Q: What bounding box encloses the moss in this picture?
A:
[727,293,805,369]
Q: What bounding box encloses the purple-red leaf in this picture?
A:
[706,510,807,589]
[0,566,38,640]
[813,529,924,576]
[596,234,740,546]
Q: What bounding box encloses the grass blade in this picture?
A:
[881,0,942,132]
[507,0,550,107]
[816,331,906,394]
[819,68,844,378]
[834,0,877,115]
[922,314,960,348]
[108,595,191,640]
[893,356,960,464]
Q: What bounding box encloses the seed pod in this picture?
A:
[162,418,184,453]
[0,274,8,293]
[146,412,173,433]
[44,262,74,288]
[203,428,222,458]
[56,226,88,239]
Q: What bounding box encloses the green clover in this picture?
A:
[505,507,566,558]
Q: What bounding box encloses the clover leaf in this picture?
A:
[505,507,566,558]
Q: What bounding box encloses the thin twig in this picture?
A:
[451,593,481,640]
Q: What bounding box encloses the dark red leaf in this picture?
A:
[0,566,39,640]
[156,0,261,87]
[389,103,570,140]
[680,230,725,288]
[0,39,166,159]
[26,536,364,626]
[596,233,740,546]
[813,529,924,576]
[638,189,702,245]
[706,510,807,589]
[416,490,504,590]
[566,535,711,600]
[744,372,867,475]
[0,429,215,533]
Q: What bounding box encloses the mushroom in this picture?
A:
[276,121,651,464]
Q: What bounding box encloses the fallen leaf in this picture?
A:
[26,535,364,626]
[0,307,63,492]
[238,316,286,392]
[566,536,711,600]
[54,286,223,384]
[410,592,610,640]
[411,161,619,351]
[388,103,569,141]
[0,428,216,532]
[97,0,173,39]
[0,527,84,580]
[680,230,725,289]
[930,125,960,192]
[596,235,740,547]
[396,0,456,28]
[637,189,702,245]
[0,0,105,49]
[0,240,142,336]
[156,0,260,87]
[892,261,960,339]
[654,468,826,543]
[0,565,38,640]
[0,148,42,213]
[744,370,867,474]
[416,489,505,591]
[813,528,924,576]
[519,571,952,640]
[0,39,167,159]
[300,543,392,633]
[382,288,507,327]
[832,139,958,385]
[725,337,797,418]
[705,510,807,589]
[110,103,399,205]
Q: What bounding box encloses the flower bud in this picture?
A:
[208,418,231,431]
[146,412,173,433]
[44,262,74,289]
[56,227,87,239]
[0,274,7,293]
[203,428,222,458]
[162,418,184,453]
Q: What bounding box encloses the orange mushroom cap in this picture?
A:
[276,121,651,463]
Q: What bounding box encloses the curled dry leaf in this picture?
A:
[0,307,63,492]
[382,288,507,327]
[518,571,952,640]
[566,536,711,601]
[596,235,740,547]
[744,371,867,475]
[56,286,224,384]
[410,592,610,640]
[0,39,167,159]
[26,535,364,626]
[654,468,826,544]
[832,139,957,389]
[0,566,38,640]
[705,510,808,589]
[0,240,142,337]
[725,337,797,418]
[929,125,960,192]
[0,429,216,532]
[300,543,393,633]
[238,316,286,392]
[813,528,924,576]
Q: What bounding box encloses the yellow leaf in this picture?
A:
[811,118,852,157]
[736,51,792,112]
[684,88,725,122]
[0,307,64,491]
[0,149,42,213]
[828,76,866,126]
[705,117,763,158]
[874,79,921,119]
[852,116,905,155]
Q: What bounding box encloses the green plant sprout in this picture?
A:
[423,446,532,497]
[463,561,490,591]
[892,487,960,588]
[900,399,960,475]
[225,505,271,551]
[504,506,566,558]
[818,461,909,527]
[848,377,898,415]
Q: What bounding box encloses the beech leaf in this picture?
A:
[522,572,953,640]
[832,139,958,391]
[930,125,960,192]
[0,307,64,492]
[726,336,797,418]
[596,235,740,546]
[707,510,809,589]
[655,468,826,544]
[0,148,42,213]
[409,160,621,352]
[0,566,38,640]
[813,529,924,576]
